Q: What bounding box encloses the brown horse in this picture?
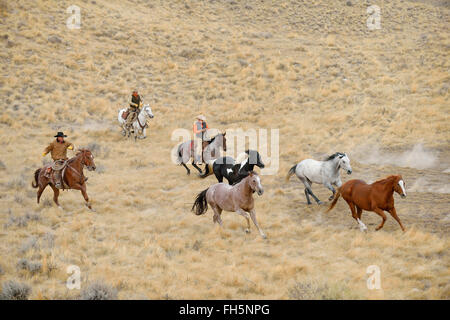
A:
[327,175,407,232]
[32,149,96,210]
[192,171,266,238]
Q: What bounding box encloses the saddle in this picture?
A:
[121,110,129,120]
[45,160,69,189]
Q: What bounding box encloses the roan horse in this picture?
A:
[327,175,407,232]
[176,132,227,175]
[118,104,154,141]
[32,149,96,210]
[286,152,352,205]
[192,171,266,238]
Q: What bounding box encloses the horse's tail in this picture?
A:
[285,164,297,182]
[32,168,41,188]
[192,188,209,215]
[326,189,341,213]
[175,143,184,165]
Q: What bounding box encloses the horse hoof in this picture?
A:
[57,205,63,210]
[245,228,250,233]
[187,171,191,175]
[317,201,324,205]
[261,234,267,239]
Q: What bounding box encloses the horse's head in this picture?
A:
[248,171,263,196]
[246,150,265,169]
[78,149,96,171]
[393,175,407,198]
[338,153,352,174]
[143,104,154,119]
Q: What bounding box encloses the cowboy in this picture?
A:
[125,90,143,130]
[42,132,74,188]
[193,115,209,164]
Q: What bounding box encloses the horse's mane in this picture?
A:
[325,152,345,161]
[373,175,398,185]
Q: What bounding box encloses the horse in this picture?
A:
[327,175,407,232]
[286,152,352,205]
[32,149,96,210]
[192,171,266,238]
[118,104,154,141]
[175,132,227,175]
[200,150,265,184]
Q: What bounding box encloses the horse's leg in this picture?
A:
[49,184,62,209]
[79,183,93,210]
[191,160,202,174]
[307,188,322,205]
[388,207,405,231]
[212,206,223,226]
[37,183,47,204]
[181,162,191,175]
[347,201,367,232]
[356,206,363,220]
[324,182,336,201]
[249,209,267,239]
[236,208,251,234]
[373,208,387,231]
[303,188,312,205]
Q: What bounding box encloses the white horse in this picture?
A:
[118,104,154,141]
[286,152,352,205]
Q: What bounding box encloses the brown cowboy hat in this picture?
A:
[54,131,67,138]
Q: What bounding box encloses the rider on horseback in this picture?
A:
[42,132,74,189]
[193,115,209,164]
[125,90,143,131]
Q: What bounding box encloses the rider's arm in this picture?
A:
[43,144,53,156]
[193,122,201,134]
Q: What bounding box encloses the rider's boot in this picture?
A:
[54,170,62,189]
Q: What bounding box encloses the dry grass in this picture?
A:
[0,0,448,299]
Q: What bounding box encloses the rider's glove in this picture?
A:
[42,152,47,157]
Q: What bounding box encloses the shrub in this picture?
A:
[0,280,31,300]
[80,281,118,300]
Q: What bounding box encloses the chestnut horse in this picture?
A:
[327,175,407,232]
[192,171,266,238]
[32,149,96,210]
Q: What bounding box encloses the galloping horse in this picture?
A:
[200,150,265,184]
[118,104,154,141]
[192,171,266,238]
[286,152,352,205]
[327,175,407,232]
[32,149,96,210]
[176,132,227,175]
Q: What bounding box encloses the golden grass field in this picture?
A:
[0,0,449,299]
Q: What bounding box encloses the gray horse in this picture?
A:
[176,132,227,175]
[286,152,352,205]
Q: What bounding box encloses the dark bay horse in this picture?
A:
[200,150,265,184]
[32,149,96,210]
[192,171,266,238]
[176,132,227,175]
[327,175,407,232]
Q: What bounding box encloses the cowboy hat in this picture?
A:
[54,132,67,138]
[196,114,206,121]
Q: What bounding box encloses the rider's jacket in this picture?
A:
[193,120,208,139]
[43,140,74,161]
[130,94,142,110]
